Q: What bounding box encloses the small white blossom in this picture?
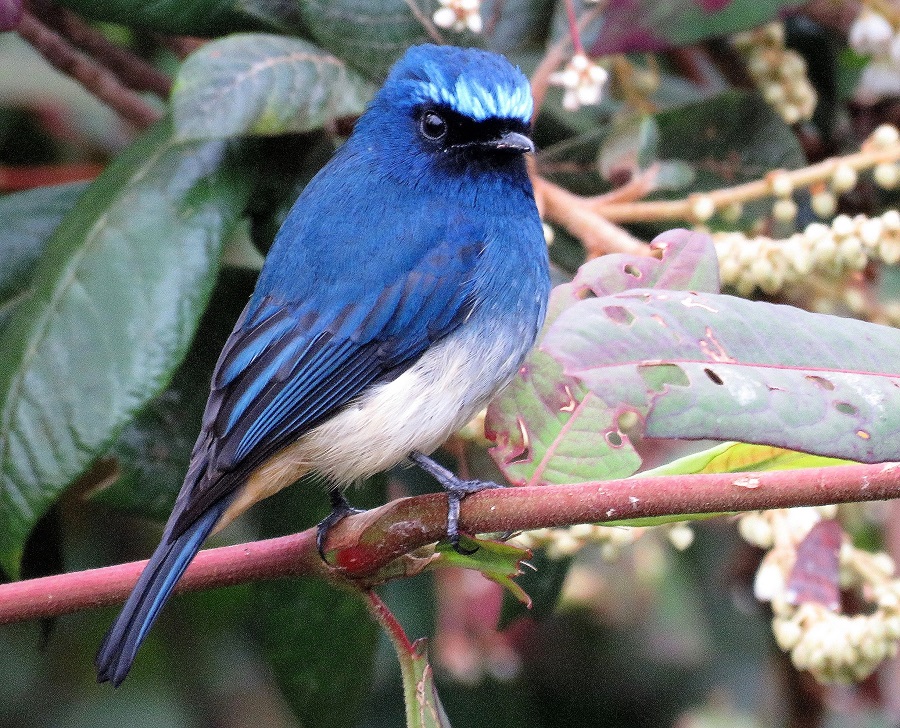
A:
[549,53,609,111]
[433,0,483,34]
[849,10,895,56]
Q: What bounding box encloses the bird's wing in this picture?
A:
[169,235,483,536]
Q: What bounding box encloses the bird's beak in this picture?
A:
[487,131,535,154]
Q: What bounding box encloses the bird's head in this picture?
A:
[352,45,535,183]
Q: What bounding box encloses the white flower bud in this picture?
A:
[872,124,900,148]
[811,190,837,219]
[831,164,858,193]
[849,10,894,56]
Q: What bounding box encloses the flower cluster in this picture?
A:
[432,0,483,34]
[715,209,900,297]
[549,53,609,112]
[733,22,816,124]
[849,5,900,100]
[511,521,694,561]
[740,507,900,683]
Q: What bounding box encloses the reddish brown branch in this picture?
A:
[16,9,161,129]
[27,0,172,97]
[2,462,900,625]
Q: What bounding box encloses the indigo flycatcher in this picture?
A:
[97,43,550,685]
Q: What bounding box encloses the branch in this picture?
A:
[532,170,650,257]
[16,9,162,129]
[27,0,172,97]
[2,462,900,625]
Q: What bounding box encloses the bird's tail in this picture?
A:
[95,500,227,686]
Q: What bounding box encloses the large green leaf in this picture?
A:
[252,578,379,728]
[94,269,258,520]
[0,183,87,330]
[173,34,373,142]
[56,0,302,36]
[299,0,434,80]
[590,0,805,55]
[550,287,900,462]
[0,120,251,576]
[490,231,900,487]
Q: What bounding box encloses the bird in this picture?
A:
[96,43,550,686]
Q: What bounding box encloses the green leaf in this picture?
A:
[299,0,433,80]
[252,578,379,728]
[0,182,87,330]
[436,536,532,606]
[643,441,853,476]
[491,230,900,486]
[598,113,659,183]
[0,120,251,576]
[590,0,806,54]
[94,269,259,520]
[173,34,373,142]
[652,90,806,228]
[56,0,302,36]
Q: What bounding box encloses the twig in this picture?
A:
[2,461,900,625]
[27,0,171,97]
[403,0,445,44]
[594,138,900,224]
[532,170,649,257]
[0,162,103,191]
[16,9,161,129]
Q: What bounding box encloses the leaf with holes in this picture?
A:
[489,229,900,485]
[488,229,716,484]
[548,288,900,465]
[173,34,373,142]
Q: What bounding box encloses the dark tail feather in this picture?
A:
[95,501,227,686]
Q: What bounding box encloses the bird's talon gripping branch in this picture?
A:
[316,489,365,560]
[411,451,503,553]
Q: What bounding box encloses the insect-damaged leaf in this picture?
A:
[489,230,900,485]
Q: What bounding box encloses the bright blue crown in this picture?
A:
[387,45,533,124]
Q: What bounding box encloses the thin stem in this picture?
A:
[563,0,585,55]
[16,9,161,128]
[2,461,900,625]
[27,0,172,97]
[403,0,445,44]
[594,140,900,224]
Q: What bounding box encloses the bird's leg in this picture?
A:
[410,451,503,554]
[316,488,364,560]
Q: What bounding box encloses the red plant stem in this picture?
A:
[563,0,585,55]
[365,590,415,654]
[0,163,103,191]
[1,462,899,625]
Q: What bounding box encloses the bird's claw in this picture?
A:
[316,490,364,561]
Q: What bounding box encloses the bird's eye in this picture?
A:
[419,111,448,141]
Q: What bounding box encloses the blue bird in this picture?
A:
[96,44,550,686]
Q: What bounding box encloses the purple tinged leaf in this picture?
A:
[590,0,805,55]
[490,229,900,486]
[547,288,900,464]
[786,520,842,611]
[0,0,22,31]
[488,229,713,485]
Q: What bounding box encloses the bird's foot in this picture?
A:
[316,489,364,560]
[410,451,503,554]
